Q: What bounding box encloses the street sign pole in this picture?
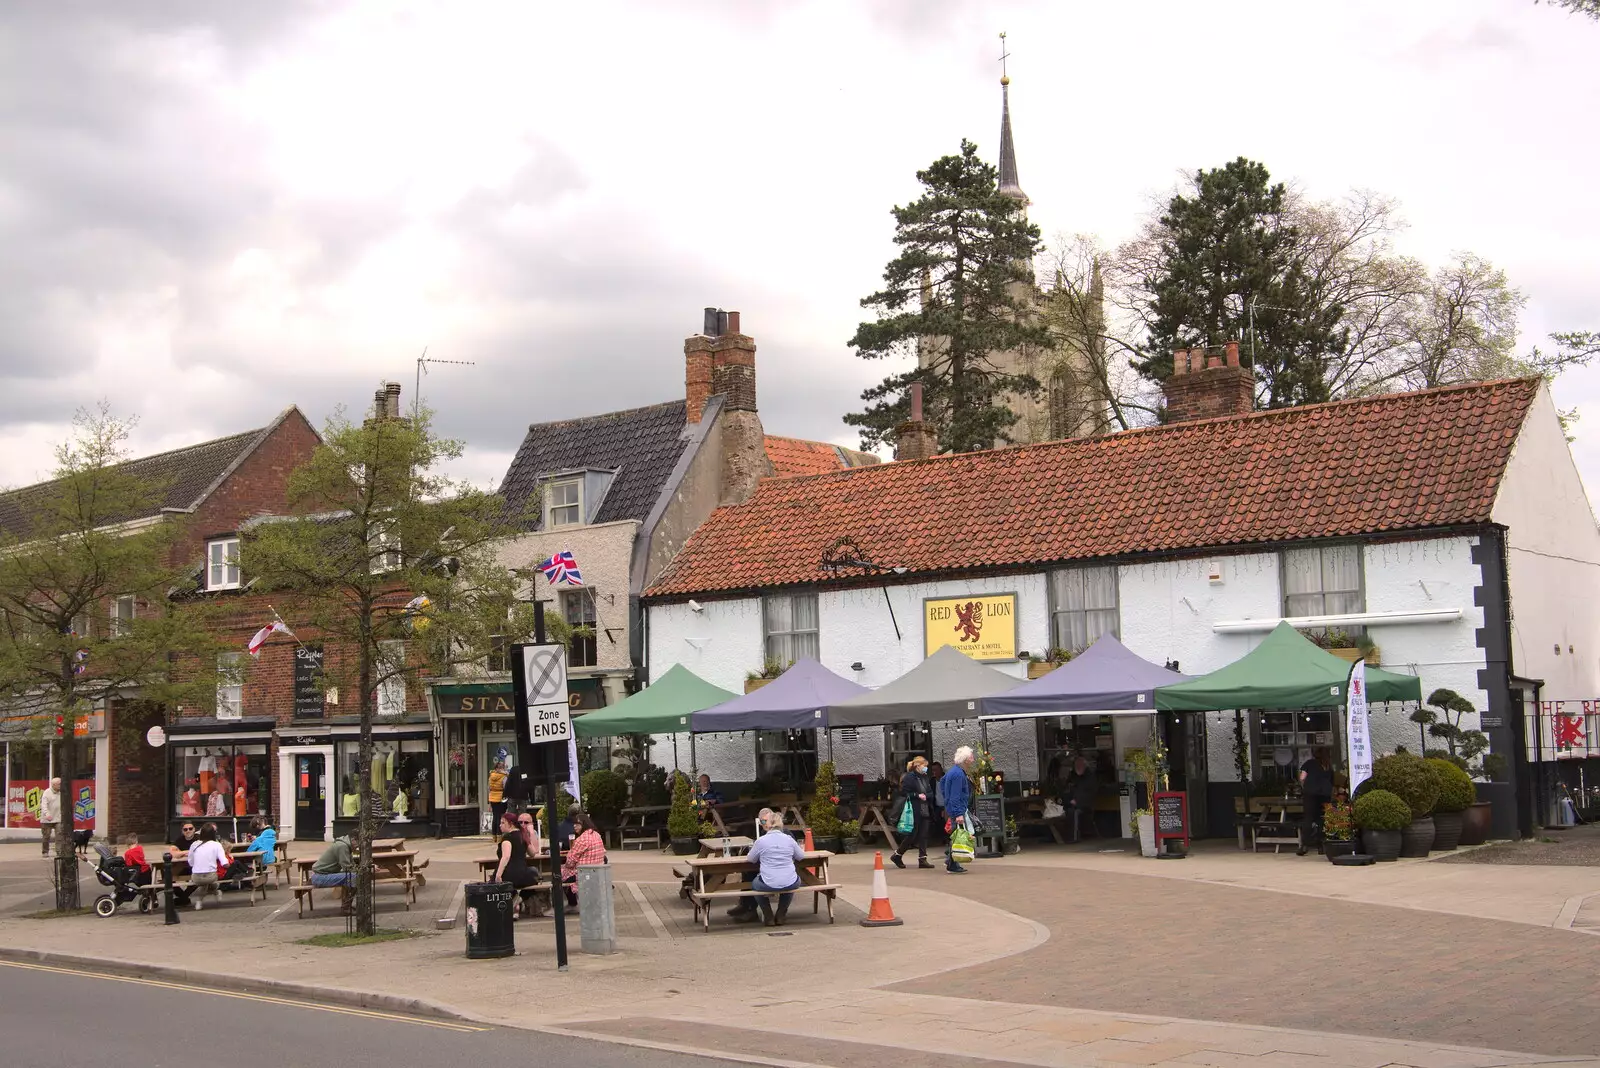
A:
[509,603,570,971]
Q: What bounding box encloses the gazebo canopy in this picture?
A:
[980,634,1192,719]
[1155,621,1422,711]
[691,658,867,732]
[830,645,1022,727]
[572,664,735,738]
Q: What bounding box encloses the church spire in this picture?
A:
[996,32,1027,205]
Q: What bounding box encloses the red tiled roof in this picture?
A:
[647,379,1541,598]
[763,435,879,478]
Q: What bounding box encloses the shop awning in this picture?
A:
[691,658,867,732]
[829,645,1023,727]
[979,635,1192,719]
[572,664,734,738]
[1154,621,1423,711]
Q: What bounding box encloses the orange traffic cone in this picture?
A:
[860,851,903,927]
[803,828,815,852]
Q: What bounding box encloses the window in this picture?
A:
[216,653,243,720]
[335,738,431,819]
[208,538,241,590]
[545,479,582,528]
[1282,545,1364,618]
[110,595,135,638]
[445,719,479,807]
[174,743,268,819]
[371,523,401,574]
[487,635,511,674]
[1048,566,1119,653]
[887,723,933,779]
[755,729,818,792]
[377,641,406,716]
[562,589,597,668]
[69,611,91,640]
[763,593,819,666]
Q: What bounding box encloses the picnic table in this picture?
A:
[138,847,268,909]
[697,835,754,858]
[617,805,670,850]
[475,850,552,882]
[234,839,292,887]
[857,800,900,850]
[685,851,838,932]
[291,850,419,917]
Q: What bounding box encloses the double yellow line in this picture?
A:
[0,960,484,1033]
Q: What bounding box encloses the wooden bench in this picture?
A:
[686,851,838,932]
[1016,815,1069,844]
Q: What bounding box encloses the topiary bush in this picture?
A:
[1426,758,1476,813]
[809,761,843,837]
[582,769,628,829]
[1353,789,1412,831]
[1369,752,1439,819]
[667,771,699,839]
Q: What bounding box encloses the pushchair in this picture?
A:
[92,843,152,917]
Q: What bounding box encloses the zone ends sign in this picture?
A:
[511,643,573,746]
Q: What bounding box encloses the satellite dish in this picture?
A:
[146,726,166,748]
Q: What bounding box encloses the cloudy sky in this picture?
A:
[1,1,1596,498]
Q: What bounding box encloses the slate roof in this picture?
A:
[763,436,882,478]
[500,401,690,528]
[0,412,301,539]
[645,378,1542,598]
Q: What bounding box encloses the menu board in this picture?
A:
[293,644,326,720]
[971,793,1005,835]
[1153,791,1189,848]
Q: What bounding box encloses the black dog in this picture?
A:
[71,829,93,858]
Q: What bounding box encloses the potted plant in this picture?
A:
[1309,628,1380,665]
[1369,752,1439,857]
[838,819,861,853]
[745,659,788,694]
[580,769,628,834]
[1321,798,1357,861]
[1353,789,1410,861]
[1024,647,1077,679]
[808,760,844,852]
[666,771,702,855]
[1003,815,1021,855]
[1425,758,1475,851]
[1129,742,1165,858]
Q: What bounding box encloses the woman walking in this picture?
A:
[890,756,934,870]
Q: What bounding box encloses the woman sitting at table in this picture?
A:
[494,810,542,918]
[746,810,805,927]
[560,810,607,910]
[246,816,278,867]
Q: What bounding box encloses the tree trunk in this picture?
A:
[54,662,80,911]
[354,609,377,936]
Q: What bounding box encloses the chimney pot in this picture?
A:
[703,308,719,336]
[1224,341,1241,367]
[716,310,729,337]
[725,311,740,335]
[1162,343,1255,423]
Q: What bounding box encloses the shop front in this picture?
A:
[430,675,609,836]
[166,717,275,844]
[274,720,438,843]
[1,711,107,841]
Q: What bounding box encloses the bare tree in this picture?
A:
[1397,253,1525,390]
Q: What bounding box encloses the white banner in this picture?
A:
[563,734,580,805]
[1346,660,1372,795]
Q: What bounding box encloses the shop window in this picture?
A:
[763,593,818,667]
[1252,710,1336,793]
[335,739,432,820]
[110,595,135,638]
[1048,565,1119,653]
[562,589,597,668]
[545,479,582,528]
[755,729,817,792]
[446,719,480,807]
[174,744,267,819]
[217,653,244,720]
[377,641,406,716]
[207,537,241,591]
[1282,544,1364,618]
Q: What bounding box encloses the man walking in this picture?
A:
[940,747,975,874]
[38,777,61,857]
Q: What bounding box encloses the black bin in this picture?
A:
[464,881,515,959]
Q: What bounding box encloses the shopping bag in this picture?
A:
[896,803,915,834]
[949,826,976,863]
[1043,800,1065,820]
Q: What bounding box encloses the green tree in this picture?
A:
[847,140,1052,453]
[241,399,527,935]
[0,408,222,909]
[1537,0,1600,19]
[1132,157,1347,409]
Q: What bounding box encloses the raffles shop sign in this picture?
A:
[923,593,1018,662]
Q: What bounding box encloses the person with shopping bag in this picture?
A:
[940,747,977,874]
[890,756,934,870]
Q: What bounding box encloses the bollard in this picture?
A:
[162,852,179,925]
[576,863,615,955]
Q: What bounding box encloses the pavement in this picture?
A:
[2,836,1597,1068]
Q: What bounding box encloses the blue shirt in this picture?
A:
[746,828,804,887]
[940,766,972,818]
[250,827,278,865]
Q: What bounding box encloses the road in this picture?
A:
[0,961,750,1068]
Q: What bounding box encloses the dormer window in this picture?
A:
[207,537,241,591]
[546,479,582,528]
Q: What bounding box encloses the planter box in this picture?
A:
[1322,839,1358,862]
[1026,662,1061,679]
[1326,647,1380,665]
[745,677,776,694]
[1399,816,1435,857]
[1362,828,1403,861]
[1432,809,1464,851]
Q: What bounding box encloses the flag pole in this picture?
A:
[266,605,306,649]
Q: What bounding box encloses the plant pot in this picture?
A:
[814,835,843,854]
[1431,809,1464,851]
[1459,802,1492,846]
[669,837,700,856]
[839,837,860,854]
[1361,828,1403,861]
[1327,647,1380,665]
[1322,839,1358,861]
[1026,661,1060,679]
[1003,837,1022,855]
[744,677,775,694]
[1399,816,1435,858]
[1137,813,1158,858]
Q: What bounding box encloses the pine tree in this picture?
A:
[0,408,223,909]
[847,140,1052,453]
[1135,158,1347,409]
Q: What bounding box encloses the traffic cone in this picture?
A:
[803,828,815,852]
[859,851,903,927]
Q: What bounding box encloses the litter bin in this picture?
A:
[464,881,515,959]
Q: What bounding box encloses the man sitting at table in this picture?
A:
[727,807,774,923]
[170,822,199,856]
[311,834,359,915]
[746,810,805,927]
[695,774,723,805]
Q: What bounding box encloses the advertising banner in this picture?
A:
[1346,660,1372,796]
[6,779,95,830]
[923,593,1018,662]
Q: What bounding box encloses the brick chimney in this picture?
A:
[895,384,938,461]
[371,382,404,421]
[1162,342,1254,423]
[684,308,773,503]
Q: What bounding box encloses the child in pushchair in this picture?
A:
[92,841,153,917]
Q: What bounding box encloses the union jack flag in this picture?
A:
[537,550,583,587]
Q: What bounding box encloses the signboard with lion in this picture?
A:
[922,593,1019,662]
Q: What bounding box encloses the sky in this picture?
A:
[0,1,1596,498]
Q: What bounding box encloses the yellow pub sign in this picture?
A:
[923,593,1018,662]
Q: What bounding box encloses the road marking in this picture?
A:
[440,878,465,928]
[259,893,298,925]
[626,881,671,940]
[0,960,485,1032]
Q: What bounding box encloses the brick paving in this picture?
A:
[891,864,1600,1058]
[1437,824,1600,866]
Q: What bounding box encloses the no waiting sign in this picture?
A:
[515,643,572,744]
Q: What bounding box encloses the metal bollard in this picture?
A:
[576,863,615,955]
[162,852,179,925]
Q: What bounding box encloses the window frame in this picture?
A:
[207,537,241,591]
[370,523,401,575]
[110,595,136,638]
[1279,543,1366,620]
[762,592,820,667]
[377,640,407,717]
[545,478,583,529]
[562,589,598,668]
[1046,564,1120,655]
[216,652,244,720]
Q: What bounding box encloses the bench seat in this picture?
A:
[689,884,842,931]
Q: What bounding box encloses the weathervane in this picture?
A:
[998,31,1011,84]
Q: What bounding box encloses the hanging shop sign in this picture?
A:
[435,677,606,717]
[923,593,1018,662]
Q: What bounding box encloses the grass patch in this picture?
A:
[295,929,420,949]
[22,907,94,919]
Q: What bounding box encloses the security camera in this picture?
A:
[688,599,704,613]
